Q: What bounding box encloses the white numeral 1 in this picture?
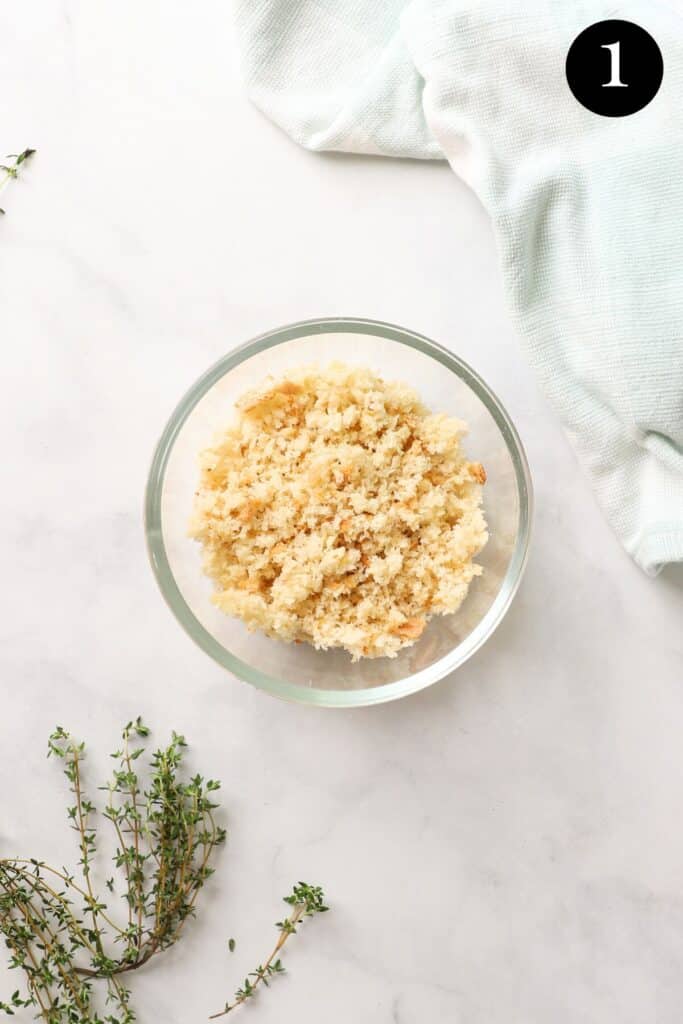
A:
[601,40,627,87]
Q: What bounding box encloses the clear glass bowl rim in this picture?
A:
[145,317,534,708]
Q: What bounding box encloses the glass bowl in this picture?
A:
[145,318,532,707]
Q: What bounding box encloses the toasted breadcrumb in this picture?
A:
[190,364,488,660]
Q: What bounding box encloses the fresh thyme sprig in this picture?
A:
[210,883,328,1019]
[0,719,226,1023]
[0,149,35,214]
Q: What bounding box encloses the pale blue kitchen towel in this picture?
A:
[235,0,683,574]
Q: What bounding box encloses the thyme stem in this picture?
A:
[210,883,328,1019]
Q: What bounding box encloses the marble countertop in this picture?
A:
[2,4,682,1022]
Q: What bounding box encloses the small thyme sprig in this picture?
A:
[210,883,328,1019]
[0,149,35,214]
[0,719,226,1023]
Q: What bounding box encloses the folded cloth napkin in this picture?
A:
[235,0,683,574]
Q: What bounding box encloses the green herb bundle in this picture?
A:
[0,720,226,1023]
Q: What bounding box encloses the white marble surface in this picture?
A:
[2,4,683,1022]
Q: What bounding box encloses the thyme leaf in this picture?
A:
[0,148,35,214]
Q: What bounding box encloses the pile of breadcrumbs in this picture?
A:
[190,364,488,660]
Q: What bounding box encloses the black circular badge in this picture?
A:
[566,19,663,116]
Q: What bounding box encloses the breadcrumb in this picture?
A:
[189,364,488,660]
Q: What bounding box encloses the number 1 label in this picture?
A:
[566,19,663,116]
[602,41,627,87]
